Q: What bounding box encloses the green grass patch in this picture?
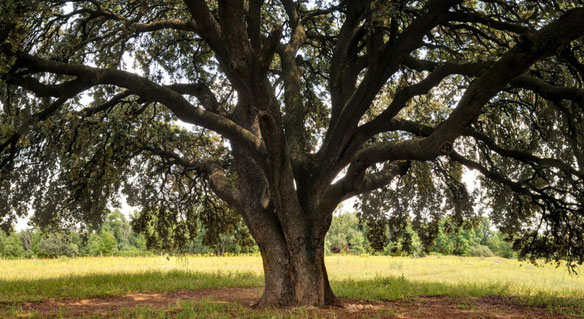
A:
[1,255,583,317]
[333,275,584,316]
[0,270,262,302]
[1,300,336,319]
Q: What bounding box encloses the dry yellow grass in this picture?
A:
[1,255,582,299]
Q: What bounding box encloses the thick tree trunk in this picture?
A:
[253,231,340,308]
[230,103,339,308]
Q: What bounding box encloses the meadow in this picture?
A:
[1,255,583,318]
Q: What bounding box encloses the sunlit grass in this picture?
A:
[326,255,584,299]
[0,255,265,281]
[1,255,582,299]
[0,255,582,313]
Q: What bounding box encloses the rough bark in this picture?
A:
[252,219,339,308]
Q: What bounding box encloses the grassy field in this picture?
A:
[1,255,583,317]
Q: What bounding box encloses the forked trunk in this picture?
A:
[253,231,340,308]
[230,123,338,308]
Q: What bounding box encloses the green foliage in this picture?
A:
[432,217,515,258]
[93,230,118,256]
[0,232,25,258]
[487,232,516,259]
[325,213,513,259]
[36,234,78,258]
[0,209,259,259]
[469,245,495,258]
[2,212,516,260]
[133,208,257,256]
[348,232,366,255]
[325,212,361,254]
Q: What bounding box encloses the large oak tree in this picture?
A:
[1,0,584,307]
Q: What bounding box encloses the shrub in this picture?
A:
[36,235,78,258]
[469,245,495,257]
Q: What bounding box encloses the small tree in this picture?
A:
[0,232,25,258]
[36,234,78,258]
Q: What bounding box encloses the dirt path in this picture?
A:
[3,288,568,318]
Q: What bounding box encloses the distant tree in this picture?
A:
[29,230,43,255]
[325,212,361,254]
[103,209,131,250]
[19,230,31,252]
[36,233,78,258]
[348,232,366,255]
[487,232,515,259]
[475,218,494,246]
[99,230,118,255]
[1,232,25,258]
[86,230,118,256]
[128,231,147,252]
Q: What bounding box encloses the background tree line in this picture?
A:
[0,208,257,258]
[324,212,514,258]
[1,210,513,259]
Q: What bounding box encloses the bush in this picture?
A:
[36,235,79,258]
[469,245,495,257]
[1,233,26,258]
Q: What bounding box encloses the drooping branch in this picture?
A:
[7,52,267,169]
[465,128,584,179]
[420,7,584,157]
[143,146,242,212]
[449,151,580,213]
[510,75,584,107]
[1,73,94,169]
[316,160,410,217]
[384,118,583,180]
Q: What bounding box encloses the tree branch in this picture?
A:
[144,146,242,211]
[320,0,462,176]
[183,0,229,63]
[357,59,492,140]
[388,118,583,179]
[445,11,530,34]
[165,83,224,114]
[130,19,196,33]
[316,160,410,218]
[510,75,584,107]
[402,7,584,162]
[8,52,268,170]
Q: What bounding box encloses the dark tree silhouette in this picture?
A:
[1,0,583,307]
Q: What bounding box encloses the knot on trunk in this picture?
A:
[440,141,453,155]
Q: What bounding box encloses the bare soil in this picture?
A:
[3,288,569,318]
